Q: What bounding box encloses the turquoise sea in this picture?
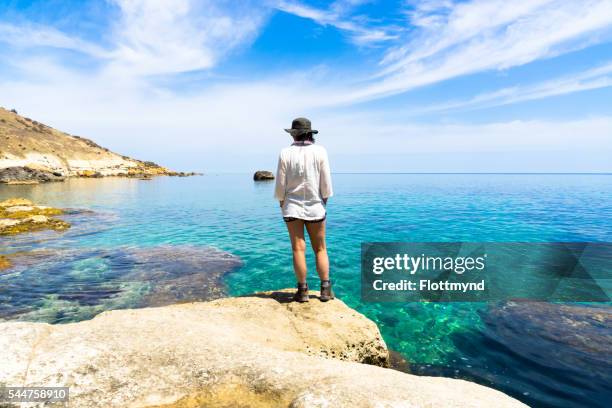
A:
[1,174,611,408]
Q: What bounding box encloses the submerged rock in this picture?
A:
[123,245,242,308]
[485,302,611,361]
[0,254,10,271]
[482,301,612,402]
[253,170,274,180]
[1,290,524,408]
[0,245,242,323]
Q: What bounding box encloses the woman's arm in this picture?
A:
[319,149,333,201]
[274,153,287,203]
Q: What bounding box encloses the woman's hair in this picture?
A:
[294,132,315,142]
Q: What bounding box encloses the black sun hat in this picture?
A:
[284,117,318,136]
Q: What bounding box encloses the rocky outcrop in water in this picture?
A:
[1,289,525,407]
[0,197,69,235]
[254,170,275,180]
[170,171,202,177]
[0,166,65,184]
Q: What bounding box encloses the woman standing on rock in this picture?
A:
[274,117,334,303]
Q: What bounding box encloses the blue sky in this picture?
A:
[1,0,611,172]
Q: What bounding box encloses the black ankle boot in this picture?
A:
[320,280,335,302]
[292,282,309,302]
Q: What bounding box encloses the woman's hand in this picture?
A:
[280,200,284,207]
[323,197,328,205]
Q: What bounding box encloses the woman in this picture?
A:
[274,117,334,303]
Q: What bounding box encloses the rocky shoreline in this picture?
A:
[0,166,65,184]
[1,289,525,407]
[0,165,201,184]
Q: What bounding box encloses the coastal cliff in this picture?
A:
[1,289,525,407]
[0,107,179,181]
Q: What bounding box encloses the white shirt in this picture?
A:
[274,142,333,220]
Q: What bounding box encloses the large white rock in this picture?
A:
[4,205,35,212]
[0,290,526,407]
[0,219,21,228]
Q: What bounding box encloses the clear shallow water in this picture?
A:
[1,174,611,408]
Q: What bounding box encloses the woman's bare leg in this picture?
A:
[286,220,307,283]
[305,220,329,281]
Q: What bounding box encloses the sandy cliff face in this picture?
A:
[0,107,172,177]
[1,289,526,408]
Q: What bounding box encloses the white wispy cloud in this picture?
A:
[344,0,612,102]
[410,62,612,114]
[106,0,269,76]
[0,0,270,78]
[275,0,398,45]
[0,23,110,58]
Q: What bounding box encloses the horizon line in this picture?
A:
[332,172,612,175]
[201,172,612,175]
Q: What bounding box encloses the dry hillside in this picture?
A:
[0,107,173,177]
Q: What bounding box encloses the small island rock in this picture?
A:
[253,170,275,181]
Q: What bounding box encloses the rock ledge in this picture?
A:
[1,289,525,407]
